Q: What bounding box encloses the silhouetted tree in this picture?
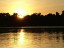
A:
[0,10,64,27]
[56,12,60,16]
[61,10,64,16]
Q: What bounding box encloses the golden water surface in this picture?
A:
[0,29,64,48]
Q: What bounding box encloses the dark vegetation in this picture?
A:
[0,11,64,27]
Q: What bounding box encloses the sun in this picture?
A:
[15,10,27,18]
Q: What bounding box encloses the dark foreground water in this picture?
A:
[0,28,64,48]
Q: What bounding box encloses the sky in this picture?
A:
[0,0,64,15]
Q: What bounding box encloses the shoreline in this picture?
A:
[0,26,64,29]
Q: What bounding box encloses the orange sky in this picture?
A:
[0,0,64,15]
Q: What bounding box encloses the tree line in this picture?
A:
[0,10,64,27]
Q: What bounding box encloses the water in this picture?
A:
[0,29,64,48]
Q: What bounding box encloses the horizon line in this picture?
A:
[0,26,64,29]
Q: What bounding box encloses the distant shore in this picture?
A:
[0,26,64,29]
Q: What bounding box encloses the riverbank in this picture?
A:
[0,26,64,29]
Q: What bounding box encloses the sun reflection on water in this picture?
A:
[19,30,25,43]
[18,29,25,44]
[15,29,25,48]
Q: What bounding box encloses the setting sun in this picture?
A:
[15,9,27,18]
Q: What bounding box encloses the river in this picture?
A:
[0,28,64,48]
